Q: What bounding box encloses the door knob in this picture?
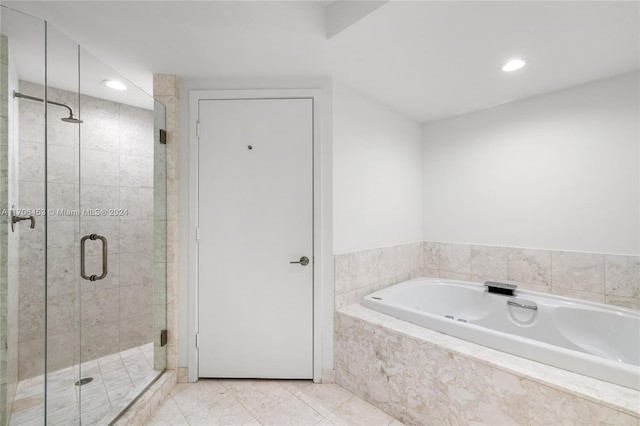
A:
[290,256,310,266]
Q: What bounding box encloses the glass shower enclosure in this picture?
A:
[0,6,167,425]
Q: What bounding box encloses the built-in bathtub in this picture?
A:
[361,278,640,390]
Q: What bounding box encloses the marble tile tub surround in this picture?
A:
[335,304,640,425]
[335,241,640,310]
[16,81,155,379]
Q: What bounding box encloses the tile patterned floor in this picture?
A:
[10,343,158,426]
[147,379,404,426]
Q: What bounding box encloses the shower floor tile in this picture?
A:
[10,342,158,426]
[147,379,405,426]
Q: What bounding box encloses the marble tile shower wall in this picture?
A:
[17,81,155,380]
[335,241,640,310]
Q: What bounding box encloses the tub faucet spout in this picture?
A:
[484,281,517,296]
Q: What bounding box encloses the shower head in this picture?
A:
[13,91,82,124]
[62,115,83,124]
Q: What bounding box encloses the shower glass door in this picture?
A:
[44,23,82,425]
[1,5,167,424]
[74,47,165,424]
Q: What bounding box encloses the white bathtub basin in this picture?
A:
[361,278,640,390]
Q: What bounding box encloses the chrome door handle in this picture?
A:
[290,256,310,266]
[80,234,108,281]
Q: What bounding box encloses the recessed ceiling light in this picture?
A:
[501,58,527,72]
[102,79,127,91]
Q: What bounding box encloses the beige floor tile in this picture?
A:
[119,346,144,360]
[141,342,155,365]
[102,366,134,391]
[99,357,126,373]
[16,375,44,391]
[10,396,43,413]
[97,352,123,366]
[279,379,313,394]
[324,396,395,426]
[185,392,258,426]
[8,405,44,426]
[47,389,79,412]
[14,383,44,401]
[108,383,135,404]
[149,380,404,426]
[78,379,108,401]
[80,402,113,425]
[170,379,229,417]
[128,365,158,386]
[296,384,354,417]
[254,393,324,426]
[147,396,189,426]
[219,379,292,415]
[12,415,45,426]
[46,403,81,425]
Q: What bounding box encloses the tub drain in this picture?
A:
[75,377,93,386]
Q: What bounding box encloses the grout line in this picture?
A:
[169,393,196,424]
[288,389,328,422]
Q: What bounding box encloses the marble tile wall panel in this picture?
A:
[470,244,507,283]
[334,242,423,310]
[551,251,605,294]
[79,149,119,187]
[422,240,439,277]
[335,309,639,425]
[336,241,639,310]
[439,242,471,276]
[507,247,552,292]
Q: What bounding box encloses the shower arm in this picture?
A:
[13,90,76,119]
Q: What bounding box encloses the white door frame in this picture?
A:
[188,89,329,383]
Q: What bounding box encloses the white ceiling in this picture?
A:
[2,1,638,122]
[329,1,640,121]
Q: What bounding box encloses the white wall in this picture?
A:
[422,72,640,255]
[333,81,423,253]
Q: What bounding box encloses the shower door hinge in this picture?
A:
[196,121,200,138]
[196,227,200,242]
[159,129,167,144]
[195,333,200,349]
[160,329,168,347]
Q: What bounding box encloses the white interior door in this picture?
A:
[198,98,313,379]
